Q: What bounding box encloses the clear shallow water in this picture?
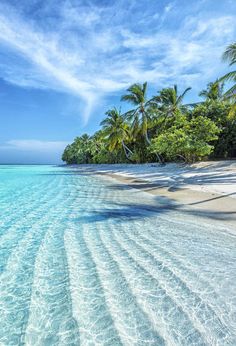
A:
[0,165,235,346]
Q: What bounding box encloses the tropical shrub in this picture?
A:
[150,115,220,163]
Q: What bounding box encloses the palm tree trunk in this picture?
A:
[144,130,163,164]
[121,140,133,162]
[176,154,186,163]
[141,110,163,164]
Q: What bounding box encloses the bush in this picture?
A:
[150,115,220,163]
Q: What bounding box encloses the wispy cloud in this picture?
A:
[0,0,235,122]
[0,140,68,152]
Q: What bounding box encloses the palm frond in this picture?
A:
[121,94,139,105]
[123,109,138,123]
[224,84,236,97]
[174,84,178,96]
[185,101,203,107]
[220,70,236,82]
[222,43,236,66]
[121,83,147,105]
[142,82,148,98]
[199,90,208,98]
[177,87,191,104]
[100,118,111,127]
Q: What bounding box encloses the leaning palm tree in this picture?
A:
[100,108,133,161]
[221,42,236,97]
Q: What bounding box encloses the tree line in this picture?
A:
[62,43,236,164]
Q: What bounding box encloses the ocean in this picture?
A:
[0,165,235,345]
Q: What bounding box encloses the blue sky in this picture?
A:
[0,0,236,163]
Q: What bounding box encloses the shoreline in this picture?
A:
[71,161,236,230]
[104,172,236,228]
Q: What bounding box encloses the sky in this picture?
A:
[0,0,236,164]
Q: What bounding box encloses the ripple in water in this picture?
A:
[0,165,235,345]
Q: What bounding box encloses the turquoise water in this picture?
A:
[0,165,235,346]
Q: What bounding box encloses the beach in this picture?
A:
[1,0,236,344]
[77,160,236,229]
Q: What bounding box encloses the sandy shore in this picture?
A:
[73,161,236,229]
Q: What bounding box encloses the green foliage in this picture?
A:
[61,134,92,164]
[100,107,133,161]
[221,42,236,97]
[191,101,236,158]
[121,82,152,142]
[150,115,220,163]
[61,42,236,165]
[151,85,191,117]
[199,81,225,101]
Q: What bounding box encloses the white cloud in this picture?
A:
[0,0,235,122]
[0,140,68,152]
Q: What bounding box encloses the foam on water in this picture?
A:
[0,165,235,345]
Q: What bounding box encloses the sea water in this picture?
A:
[0,165,235,346]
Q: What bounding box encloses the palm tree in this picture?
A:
[152,85,191,117]
[100,108,133,161]
[199,80,225,101]
[221,42,236,97]
[121,82,152,144]
[121,82,165,163]
[75,134,92,163]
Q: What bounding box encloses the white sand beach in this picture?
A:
[80,160,236,197]
[77,160,236,228]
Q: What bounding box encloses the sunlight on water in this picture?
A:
[0,165,235,345]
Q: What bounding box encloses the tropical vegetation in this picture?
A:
[62,43,236,164]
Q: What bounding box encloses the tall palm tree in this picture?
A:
[121,82,167,163]
[221,42,236,97]
[121,82,152,144]
[100,108,133,161]
[152,85,191,117]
